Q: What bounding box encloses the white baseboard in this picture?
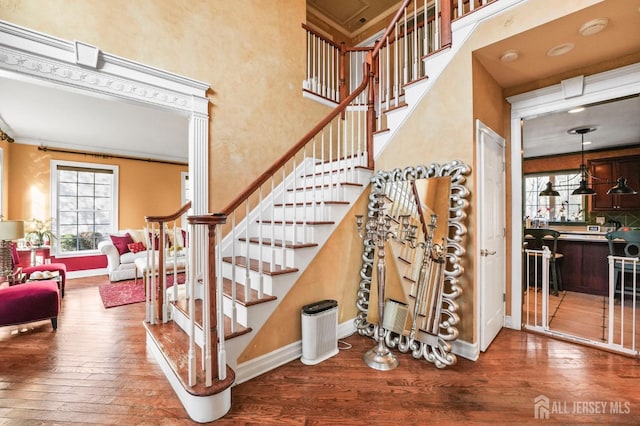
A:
[234,319,356,385]
[452,338,479,361]
[66,268,107,279]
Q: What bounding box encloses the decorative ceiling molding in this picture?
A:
[307,0,402,39]
[0,19,211,215]
[0,20,209,115]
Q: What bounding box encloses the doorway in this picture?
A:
[508,64,640,353]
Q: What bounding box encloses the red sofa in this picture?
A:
[0,280,60,330]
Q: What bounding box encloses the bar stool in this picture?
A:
[605,230,640,300]
[523,228,563,295]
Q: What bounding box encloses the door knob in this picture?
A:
[480,249,496,257]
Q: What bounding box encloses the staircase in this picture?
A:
[142,0,509,422]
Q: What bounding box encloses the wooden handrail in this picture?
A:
[222,62,371,215]
[146,201,192,224]
[301,23,341,49]
[187,213,227,226]
[370,0,412,62]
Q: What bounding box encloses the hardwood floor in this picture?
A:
[525,289,640,352]
[2,277,640,424]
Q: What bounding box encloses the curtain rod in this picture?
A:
[37,145,187,166]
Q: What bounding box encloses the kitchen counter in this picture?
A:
[557,231,608,242]
[524,227,632,296]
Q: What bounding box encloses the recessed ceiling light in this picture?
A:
[579,18,608,36]
[499,50,519,62]
[547,42,575,57]
[568,107,585,114]
[582,141,592,146]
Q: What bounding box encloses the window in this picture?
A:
[51,161,118,254]
[524,171,585,222]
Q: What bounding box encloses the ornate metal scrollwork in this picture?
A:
[354,161,471,368]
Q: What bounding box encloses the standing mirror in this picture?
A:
[355,161,471,368]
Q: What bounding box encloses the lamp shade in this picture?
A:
[607,177,637,195]
[572,179,597,196]
[539,181,560,197]
[0,220,24,240]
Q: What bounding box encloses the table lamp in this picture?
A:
[0,220,24,281]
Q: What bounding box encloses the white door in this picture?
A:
[477,120,506,352]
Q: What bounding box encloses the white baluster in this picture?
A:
[216,224,227,380]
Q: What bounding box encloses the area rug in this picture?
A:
[98,279,146,309]
[98,274,187,309]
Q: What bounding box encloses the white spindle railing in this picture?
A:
[222,105,370,314]
[523,247,550,331]
[607,255,639,356]
[144,211,190,326]
[303,25,341,103]
[376,2,437,121]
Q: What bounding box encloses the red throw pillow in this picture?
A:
[110,233,133,255]
[127,241,146,253]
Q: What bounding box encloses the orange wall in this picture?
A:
[8,144,186,229]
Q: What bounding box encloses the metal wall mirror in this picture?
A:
[355,161,471,368]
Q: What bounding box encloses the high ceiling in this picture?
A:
[1,1,639,162]
[307,0,401,37]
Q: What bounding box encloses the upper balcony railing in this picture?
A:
[304,0,497,113]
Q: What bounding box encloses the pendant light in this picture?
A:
[539,181,560,197]
[569,127,597,196]
[607,177,637,195]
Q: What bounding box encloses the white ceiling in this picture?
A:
[0,72,189,163]
[522,95,640,158]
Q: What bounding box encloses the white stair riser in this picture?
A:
[234,241,295,266]
[249,223,334,244]
[221,262,276,295]
[298,168,371,187]
[385,106,406,130]
[267,203,348,222]
[312,156,367,173]
[284,185,362,203]
[222,295,248,327]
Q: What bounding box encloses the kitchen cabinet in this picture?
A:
[589,155,640,211]
[557,239,608,296]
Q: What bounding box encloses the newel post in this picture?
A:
[187,212,227,380]
[339,41,347,104]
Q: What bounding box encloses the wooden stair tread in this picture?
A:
[383,101,408,114]
[273,201,349,206]
[222,278,277,306]
[144,321,235,397]
[238,236,318,249]
[257,220,334,225]
[173,298,252,340]
[373,127,390,135]
[288,181,364,191]
[222,255,298,276]
[402,275,417,284]
[301,165,372,178]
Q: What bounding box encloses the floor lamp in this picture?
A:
[0,220,24,282]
